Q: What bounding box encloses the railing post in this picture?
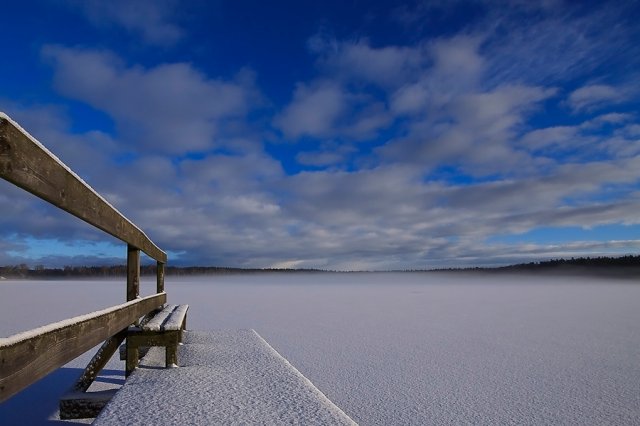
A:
[126,244,141,375]
[127,245,140,301]
[157,261,165,294]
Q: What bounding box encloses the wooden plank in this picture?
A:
[0,292,166,403]
[125,330,181,374]
[125,340,140,377]
[164,305,189,331]
[60,331,126,419]
[157,261,165,294]
[0,112,166,263]
[72,330,127,392]
[143,305,176,331]
[127,245,140,302]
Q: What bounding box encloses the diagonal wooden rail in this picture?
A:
[0,111,169,403]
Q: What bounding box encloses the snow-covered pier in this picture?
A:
[94,329,356,425]
[0,113,355,423]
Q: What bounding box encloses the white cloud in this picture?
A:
[3,101,640,269]
[296,151,346,167]
[275,82,346,139]
[276,82,392,141]
[72,0,183,45]
[382,84,555,175]
[451,85,554,136]
[390,82,431,115]
[520,126,579,151]
[311,36,426,89]
[519,111,639,161]
[389,37,483,116]
[221,195,281,216]
[568,84,625,113]
[429,36,484,90]
[42,46,257,154]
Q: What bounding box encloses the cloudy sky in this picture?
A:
[1,0,639,270]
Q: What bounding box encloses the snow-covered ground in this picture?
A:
[1,273,639,425]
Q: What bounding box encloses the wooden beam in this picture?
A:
[0,112,166,263]
[72,330,127,392]
[157,261,165,294]
[127,245,140,302]
[0,293,166,403]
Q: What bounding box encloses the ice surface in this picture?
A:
[1,273,640,425]
[93,330,355,425]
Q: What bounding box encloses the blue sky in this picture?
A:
[1,0,640,270]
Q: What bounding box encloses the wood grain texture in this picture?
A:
[157,261,165,294]
[127,245,140,302]
[0,112,166,263]
[0,293,166,402]
[73,330,127,392]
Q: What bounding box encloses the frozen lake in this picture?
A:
[1,273,639,425]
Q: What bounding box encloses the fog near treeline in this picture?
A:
[2,255,640,279]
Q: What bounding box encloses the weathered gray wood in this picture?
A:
[125,304,189,375]
[127,245,140,302]
[164,305,188,331]
[143,304,177,331]
[0,112,166,263]
[126,331,181,375]
[119,344,150,361]
[139,304,187,332]
[157,261,165,293]
[73,330,127,392]
[0,292,166,402]
[125,342,140,377]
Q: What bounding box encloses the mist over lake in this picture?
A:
[1,272,639,425]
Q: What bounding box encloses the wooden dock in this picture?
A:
[94,330,356,425]
[0,112,354,423]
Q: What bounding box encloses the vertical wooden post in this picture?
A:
[157,261,165,294]
[126,244,141,375]
[127,245,140,301]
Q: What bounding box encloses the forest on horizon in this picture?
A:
[2,255,640,279]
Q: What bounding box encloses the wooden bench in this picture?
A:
[124,304,189,376]
[60,304,188,419]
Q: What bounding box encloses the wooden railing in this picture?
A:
[0,112,168,402]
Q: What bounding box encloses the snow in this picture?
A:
[164,304,188,330]
[93,330,356,425]
[1,273,640,425]
[142,304,176,331]
[141,303,187,331]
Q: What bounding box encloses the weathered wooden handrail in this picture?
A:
[0,293,166,401]
[0,112,166,263]
[0,111,170,404]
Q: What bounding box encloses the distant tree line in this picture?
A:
[0,264,325,279]
[494,255,640,271]
[429,254,640,277]
[2,255,640,279]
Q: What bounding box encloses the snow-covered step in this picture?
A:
[94,329,356,425]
